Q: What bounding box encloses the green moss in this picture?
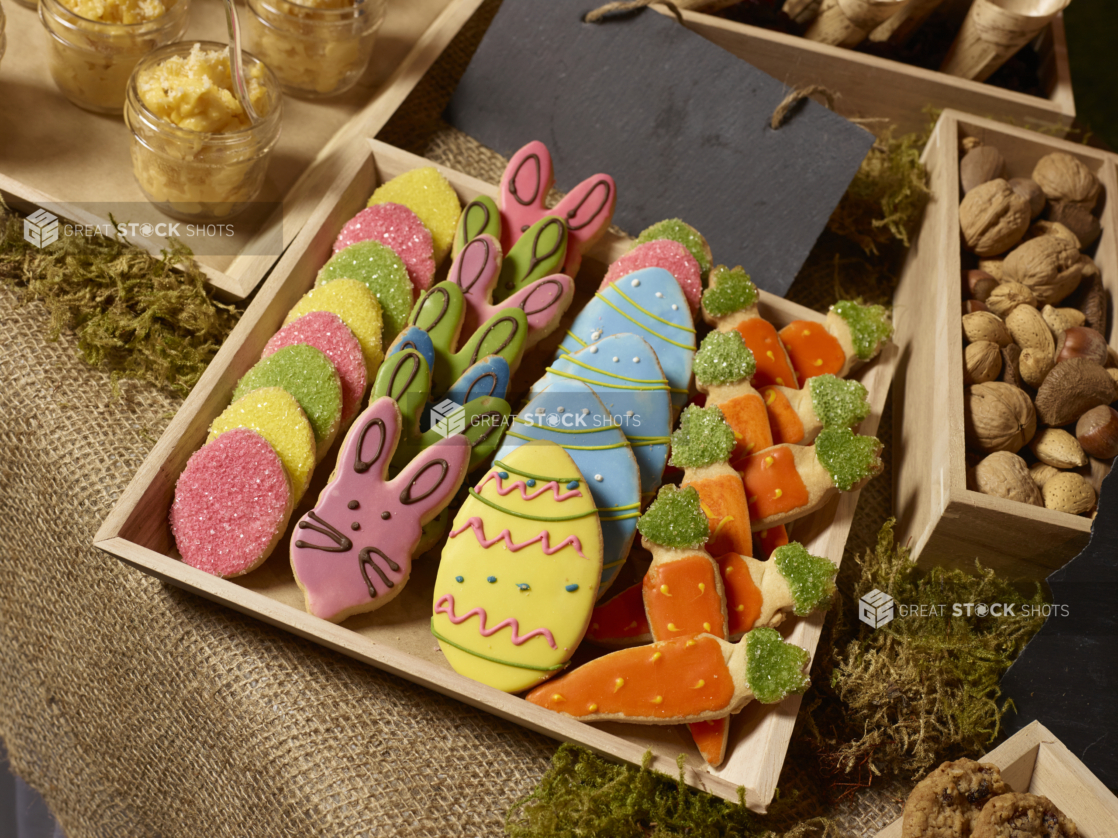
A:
[637,485,710,550]
[814,427,882,492]
[746,627,811,704]
[669,405,734,469]
[635,219,712,281]
[0,204,240,397]
[801,520,1048,779]
[701,265,758,318]
[692,329,756,387]
[808,375,871,429]
[831,300,893,360]
[772,544,837,617]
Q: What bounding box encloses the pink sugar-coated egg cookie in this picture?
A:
[600,239,702,313]
[263,311,368,428]
[171,428,293,578]
[333,204,436,294]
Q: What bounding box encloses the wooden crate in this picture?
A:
[876,721,1118,837]
[0,0,483,298]
[672,8,1074,136]
[893,110,1117,581]
[94,138,897,811]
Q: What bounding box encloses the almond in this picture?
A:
[1029,428,1088,468]
[1005,305,1055,356]
[1028,462,1060,489]
[1041,471,1096,515]
[963,311,1011,346]
[1041,305,1085,334]
[1019,347,1054,388]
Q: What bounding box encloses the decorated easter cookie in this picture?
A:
[373,345,510,472]
[536,333,672,498]
[494,216,568,303]
[453,195,502,257]
[525,627,811,723]
[316,241,413,343]
[558,267,696,412]
[495,382,640,596]
[171,428,293,578]
[760,374,871,446]
[449,235,574,348]
[291,397,470,623]
[601,239,702,313]
[587,582,652,647]
[263,311,368,428]
[433,442,603,692]
[284,278,384,376]
[367,167,461,265]
[692,330,771,467]
[208,387,317,503]
[233,344,343,461]
[779,301,893,383]
[498,141,616,277]
[634,219,712,282]
[333,203,436,293]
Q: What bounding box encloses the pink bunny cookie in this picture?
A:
[499,141,616,277]
[450,234,574,349]
[290,397,470,623]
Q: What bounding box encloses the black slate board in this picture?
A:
[444,1,874,297]
[1001,470,1118,789]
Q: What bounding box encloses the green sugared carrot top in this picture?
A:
[772,543,837,616]
[701,265,758,319]
[831,300,893,361]
[815,427,883,492]
[809,374,871,430]
[635,219,712,280]
[669,404,735,469]
[637,484,710,550]
[745,627,811,704]
[692,329,756,387]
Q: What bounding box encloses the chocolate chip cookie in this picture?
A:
[902,759,1010,838]
[972,792,1078,838]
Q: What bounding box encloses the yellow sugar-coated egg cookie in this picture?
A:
[367,167,462,266]
[284,278,384,379]
[208,387,317,503]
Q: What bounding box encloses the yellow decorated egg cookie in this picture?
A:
[432,441,603,693]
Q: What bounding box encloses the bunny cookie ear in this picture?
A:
[445,356,511,405]
[372,347,432,442]
[388,432,471,523]
[453,196,501,258]
[386,326,436,372]
[451,235,503,336]
[552,174,616,277]
[341,397,402,483]
[495,216,568,303]
[444,307,529,393]
[499,141,555,254]
[497,274,574,349]
[409,282,466,354]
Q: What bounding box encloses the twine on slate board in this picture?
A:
[0,0,911,834]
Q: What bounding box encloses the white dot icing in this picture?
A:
[672,304,679,310]
[589,346,598,354]
[631,279,640,287]
[594,474,603,482]
[612,356,619,363]
[655,292,664,298]
[633,357,640,363]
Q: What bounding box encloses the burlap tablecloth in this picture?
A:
[0,2,915,834]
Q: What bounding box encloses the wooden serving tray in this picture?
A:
[875,721,1118,837]
[671,8,1074,137]
[0,0,484,298]
[95,138,898,811]
[893,110,1116,581]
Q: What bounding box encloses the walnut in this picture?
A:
[978,258,1006,282]
[961,146,1005,194]
[959,179,1031,256]
[964,381,1036,453]
[965,341,1003,384]
[1047,201,1101,248]
[1028,220,1080,249]
[1009,177,1046,218]
[1032,152,1102,210]
[985,281,1037,318]
[1002,236,1085,305]
[968,451,1043,506]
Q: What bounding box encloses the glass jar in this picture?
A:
[244,0,385,98]
[124,42,283,221]
[39,0,189,114]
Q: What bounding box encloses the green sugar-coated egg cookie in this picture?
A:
[233,344,343,461]
[635,219,713,282]
[285,279,384,378]
[316,241,412,344]
[367,167,462,265]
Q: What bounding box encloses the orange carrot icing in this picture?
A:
[525,635,735,720]
[741,447,810,521]
[719,392,773,465]
[689,717,729,766]
[753,525,790,560]
[644,556,726,640]
[718,552,763,635]
[779,320,844,384]
[734,318,798,389]
[688,473,752,558]
[587,582,650,643]
[761,387,805,445]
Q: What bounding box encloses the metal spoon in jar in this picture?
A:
[221,0,260,124]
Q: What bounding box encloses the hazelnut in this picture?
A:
[1032,152,1102,210]
[1009,177,1046,218]
[1076,405,1118,459]
[966,300,990,314]
[960,179,1031,256]
[1002,236,1085,306]
[961,146,1005,194]
[1056,326,1110,367]
[1029,427,1087,469]
[963,311,1012,346]
[1042,471,1096,515]
[965,341,1003,385]
[965,269,999,301]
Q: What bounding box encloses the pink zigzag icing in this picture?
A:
[435,593,558,649]
[449,517,587,559]
[476,472,582,502]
